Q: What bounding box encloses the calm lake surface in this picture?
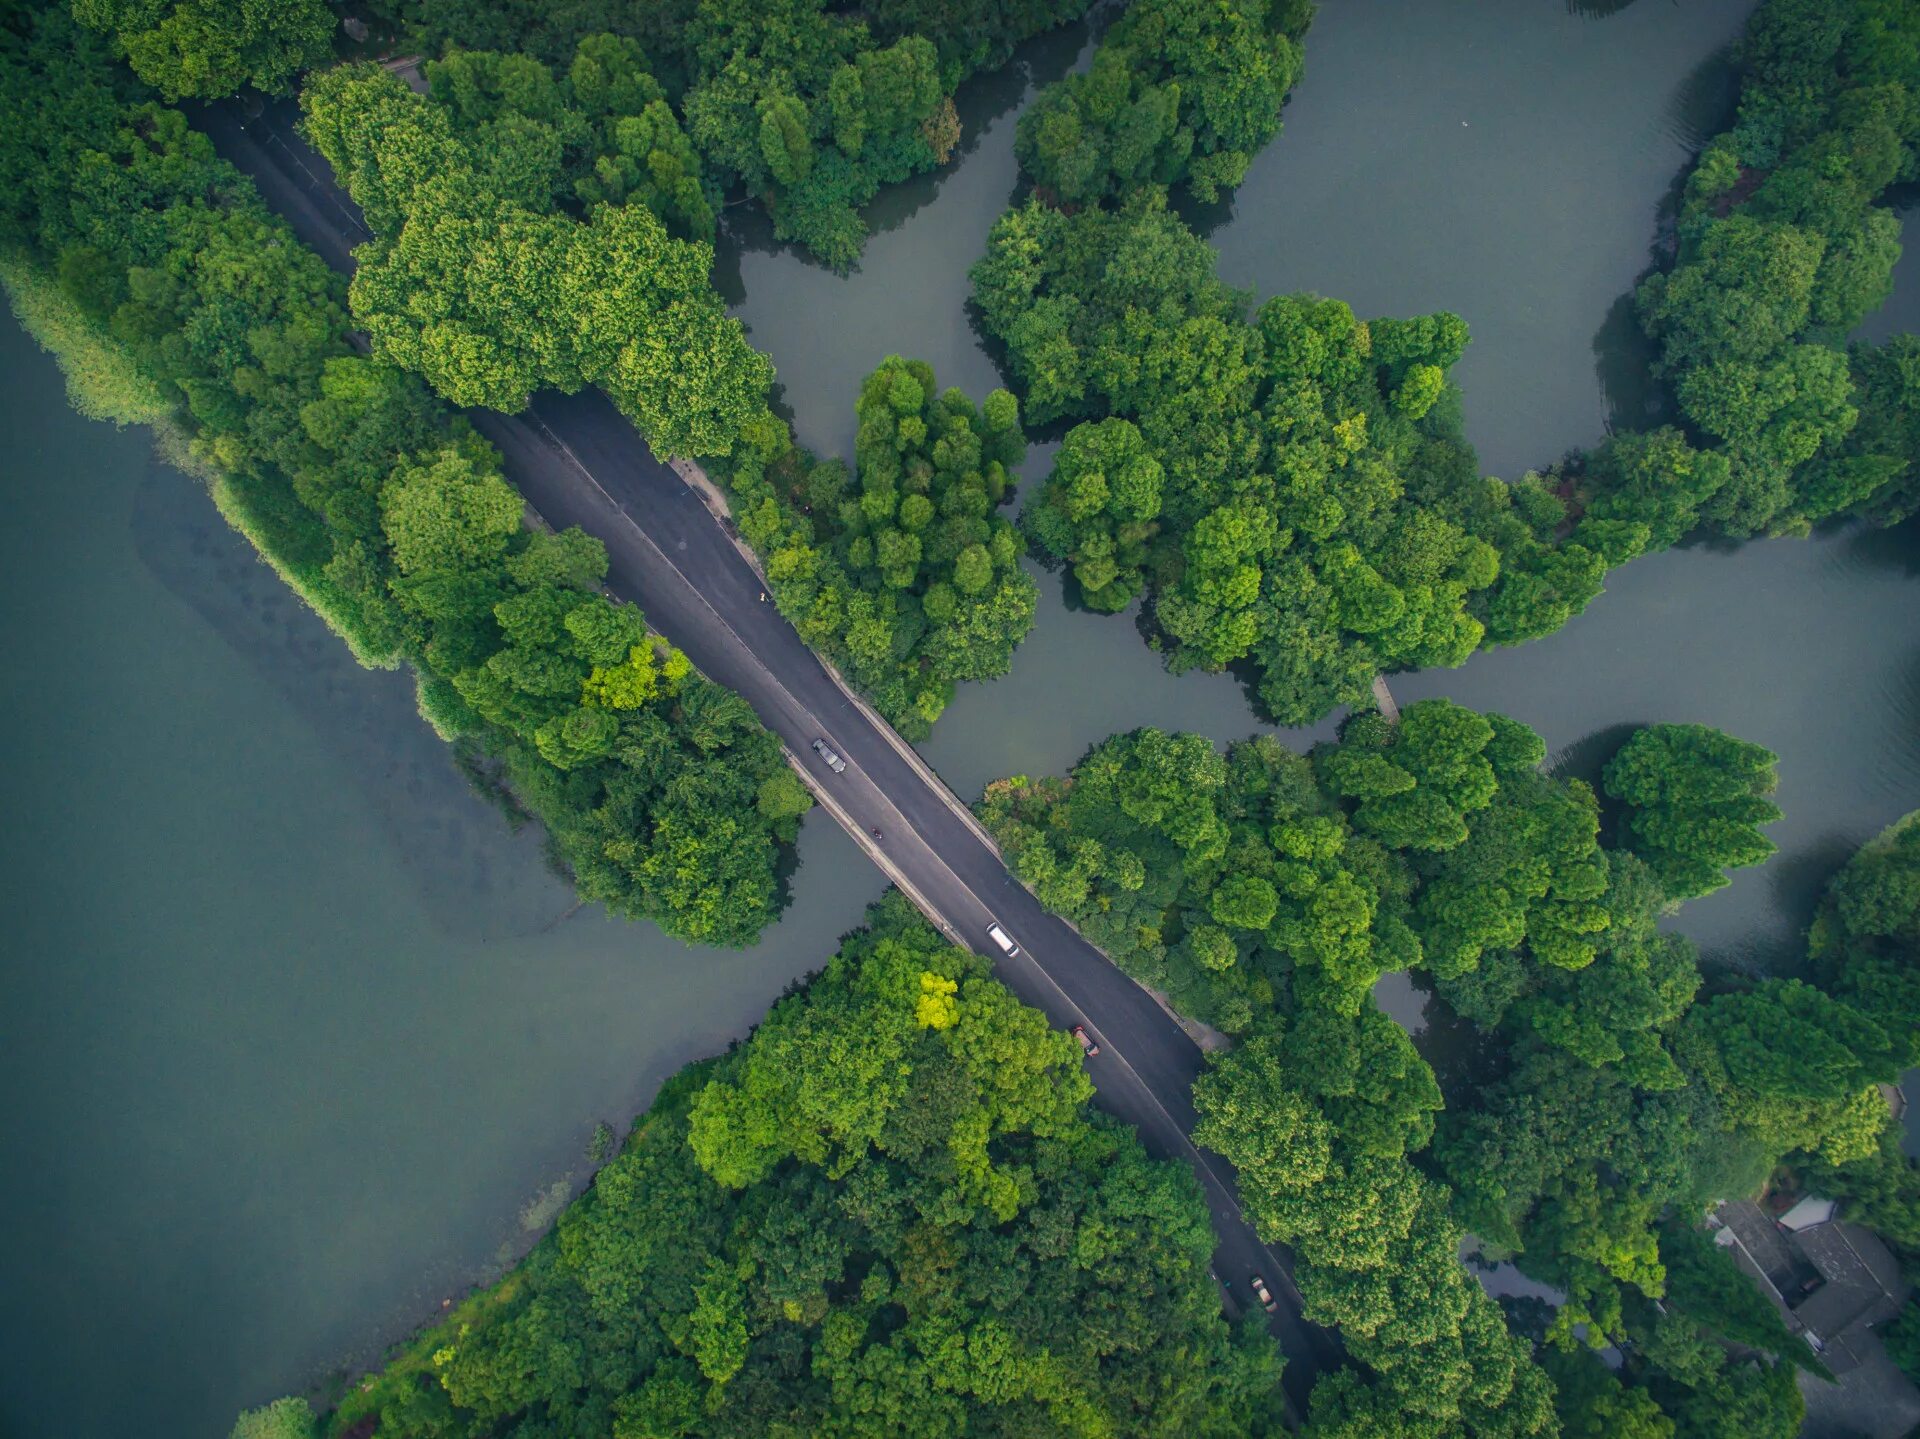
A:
[0,319,885,1438]
[4,1,1916,1434]
[729,0,1919,972]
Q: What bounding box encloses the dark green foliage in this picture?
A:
[1809,334,1920,526]
[1317,703,1503,855]
[302,57,770,455]
[973,199,1517,723]
[1016,0,1310,207]
[1542,1348,1673,1439]
[979,705,1624,1030]
[1195,1025,1557,1438]
[1024,417,1163,612]
[1506,853,1698,1087]
[1658,1222,1830,1378]
[980,728,1419,1029]
[1574,428,1730,559]
[3,12,799,944]
[721,358,1035,737]
[1886,1301,1920,1385]
[71,0,334,99]
[861,0,1093,77]
[1679,978,1896,1165]
[1598,0,1920,538]
[380,0,1096,267]
[1642,1351,1803,1439]
[1810,812,1920,1065]
[1416,812,1912,1439]
[989,701,1904,1435]
[1602,724,1782,900]
[376,446,800,944]
[315,897,1285,1438]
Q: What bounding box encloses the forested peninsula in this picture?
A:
[1,8,805,945]
[242,897,1287,1439]
[983,708,1918,1437]
[3,0,1917,1437]
[979,0,1920,723]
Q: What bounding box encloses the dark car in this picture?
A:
[1249,1274,1277,1313]
[1072,1024,1100,1058]
[810,737,847,773]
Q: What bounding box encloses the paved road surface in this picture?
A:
[195,96,1343,1410]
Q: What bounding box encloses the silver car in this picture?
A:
[810,738,847,773]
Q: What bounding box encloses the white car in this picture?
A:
[986,922,1019,957]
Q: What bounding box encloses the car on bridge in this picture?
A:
[1072,1024,1100,1058]
[986,921,1019,957]
[810,738,847,773]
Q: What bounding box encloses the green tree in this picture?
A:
[227,1397,317,1439]
[313,897,1282,1438]
[1024,417,1163,611]
[72,0,333,99]
[1602,725,1782,899]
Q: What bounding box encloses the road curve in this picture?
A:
[195,95,1343,1409]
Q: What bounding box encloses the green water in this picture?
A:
[5,1,1918,1433]
[0,320,885,1438]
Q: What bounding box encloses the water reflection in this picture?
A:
[1852,195,1919,344]
[1544,721,1645,789]
[1590,287,1673,436]
[1655,45,1741,152]
[130,464,573,940]
[1838,520,1920,580]
[1565,0,1645,18]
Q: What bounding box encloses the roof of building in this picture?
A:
[1715,1198,1804,1295]
[1779,1195,1839,1231]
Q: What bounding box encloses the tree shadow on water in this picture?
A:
[1832,515,1920,580]
[1591,289,1672,437]
[1563,0,1646,18]
[1548,721,1644,791]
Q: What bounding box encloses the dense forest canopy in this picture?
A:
[973,0,1920,726]
[721,357,1036,735]
[984,709,1916,1437]
[1,1,803,945]
[972,202,1564,723]
[1016,0,1312,207]
[252,898,1287,1439]
[13,0,1920,1435]
[301,54,772,456]
[71,0,334,99]
[365,0,1097,266]
[1585,0,1920,538]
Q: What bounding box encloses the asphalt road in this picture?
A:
[196,95,1343,1409]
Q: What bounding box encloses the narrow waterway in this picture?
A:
[5,1,1917,1434]
[0,320,885,1439]
[726,0,1917,974]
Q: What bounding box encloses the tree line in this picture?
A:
[296,45,1040,734]
[721,357,1037,736]
[300,51,772,456]
[374,0,1099,268]
[972,0,1920,727]
[1576,0,1920,541]
[983,707,1917,1437]
[232,896,1289,1439]
[969,0,1613,723]
[72,0,1102,270]
[1,3,805,946]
